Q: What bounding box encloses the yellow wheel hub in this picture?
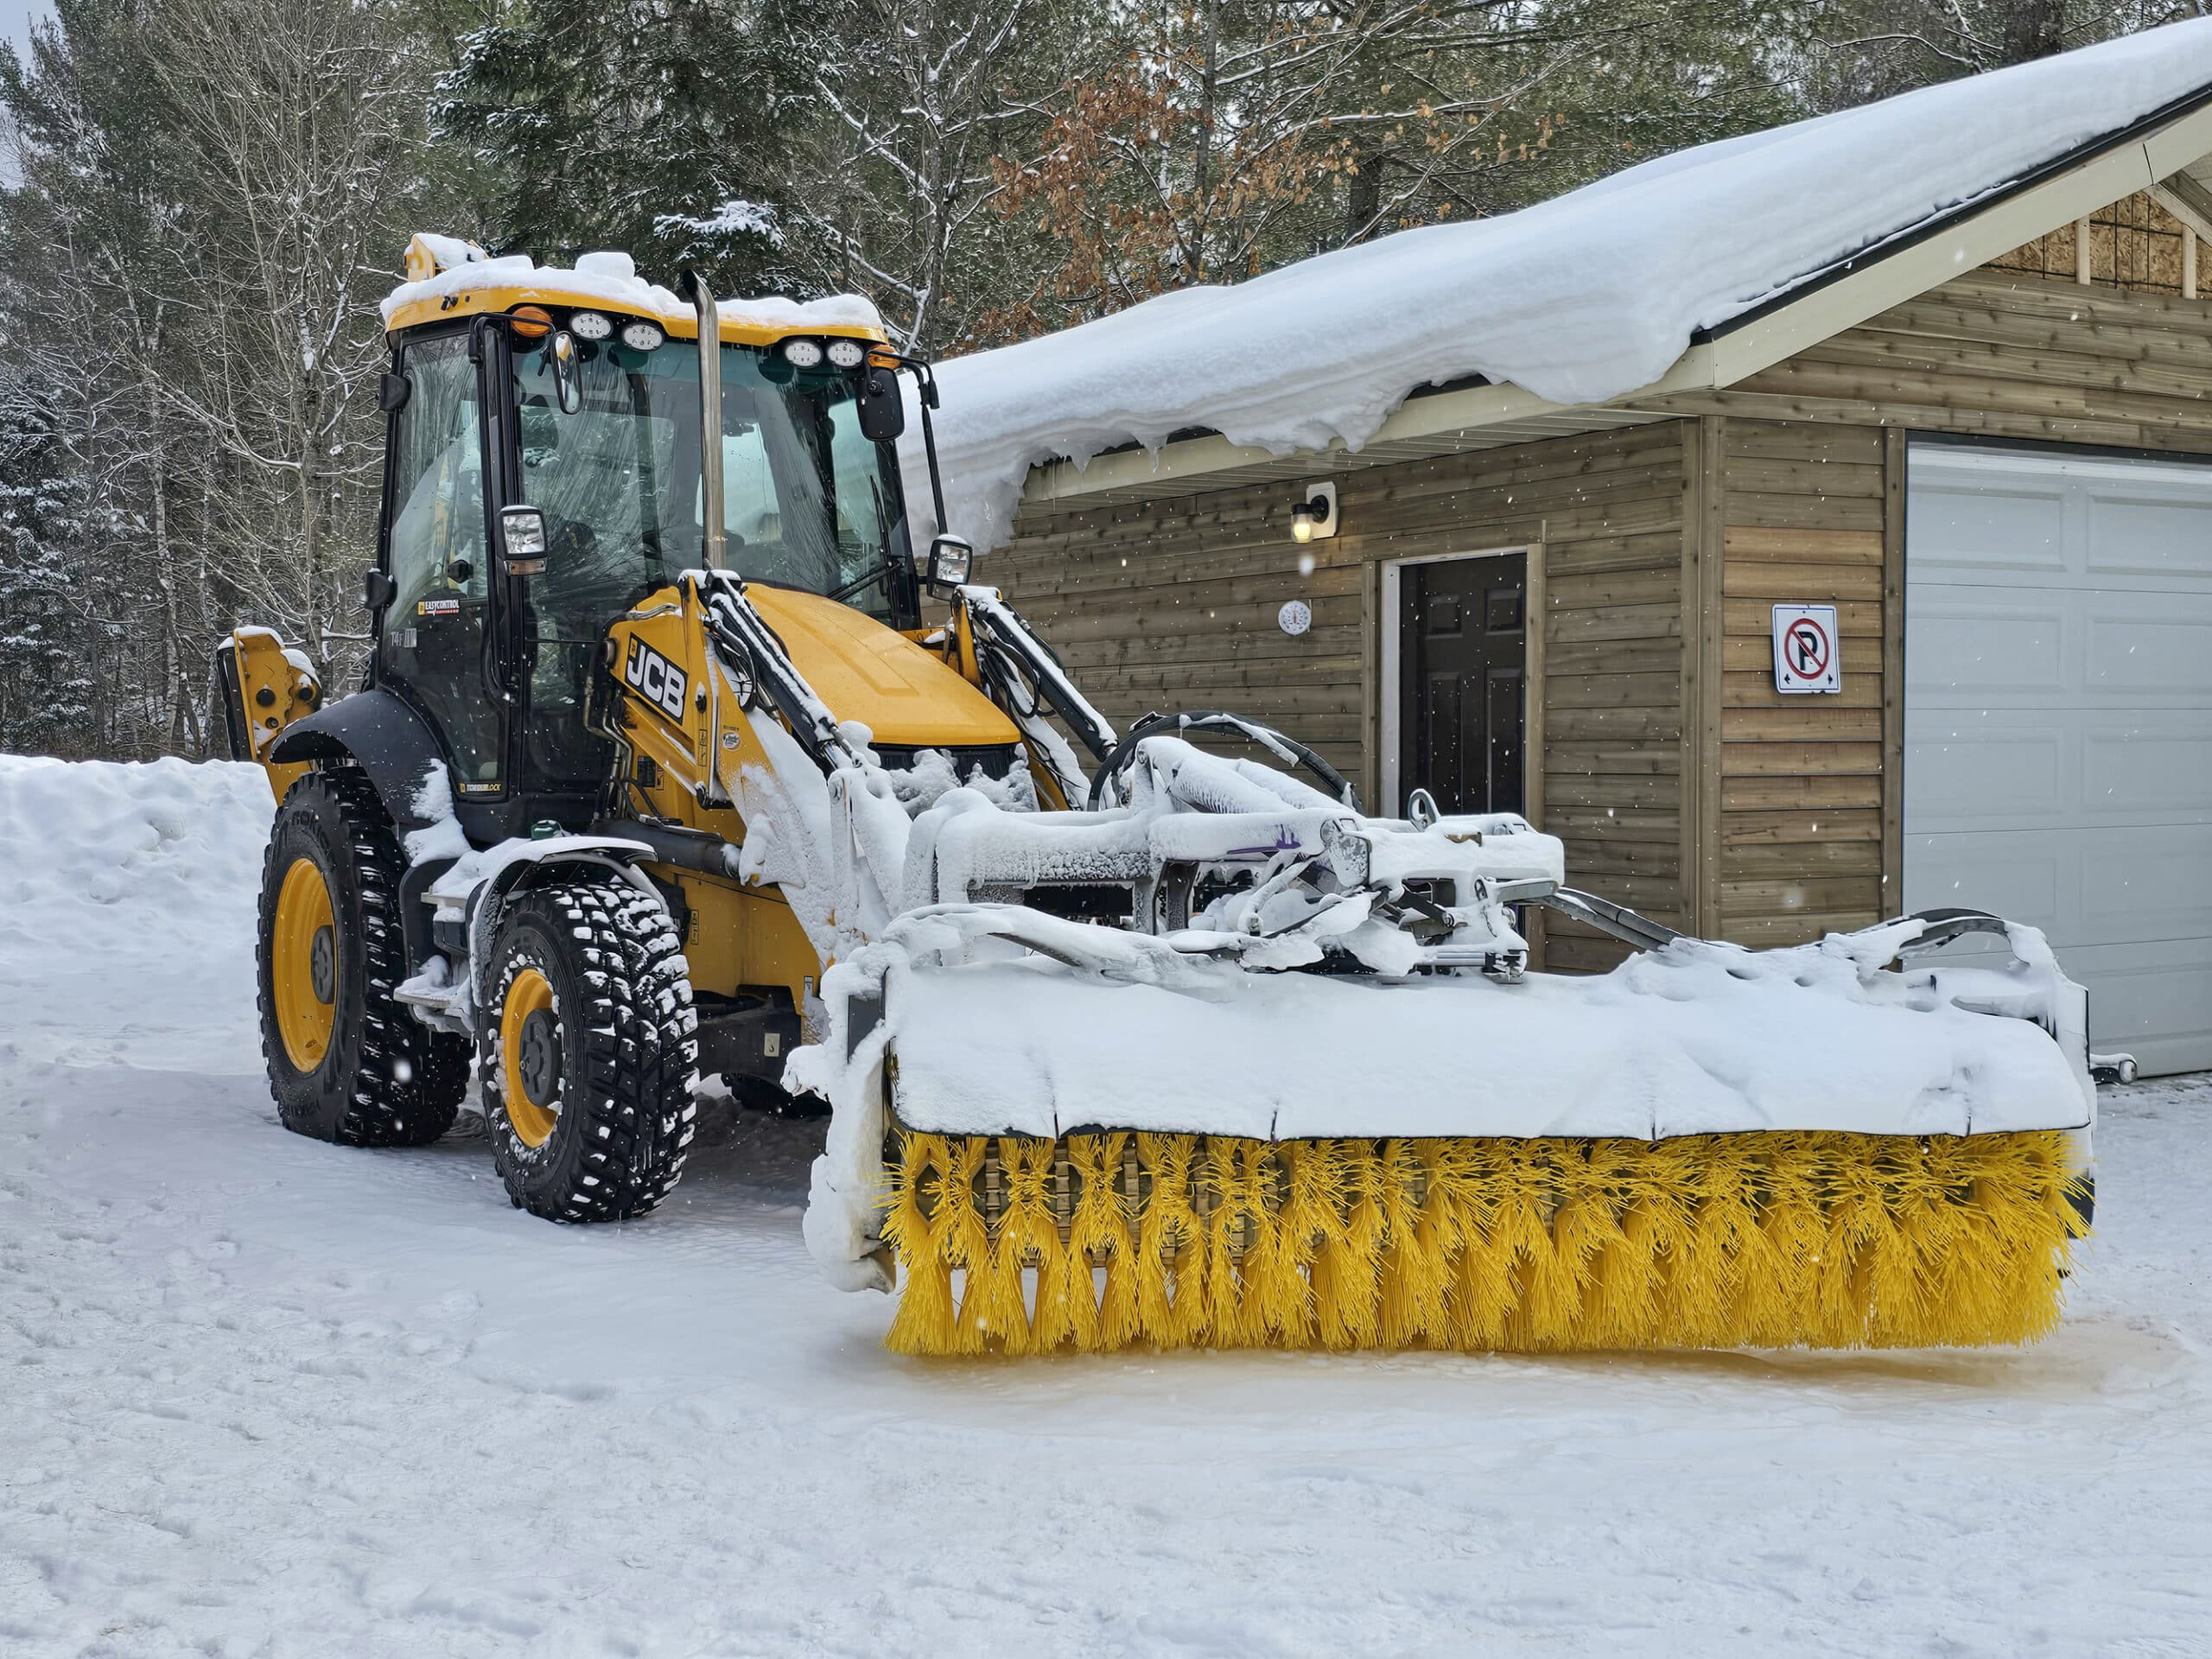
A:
[499,967,562,1148]
[271,856,338,1072]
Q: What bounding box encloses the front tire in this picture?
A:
[480,875,698,1222]
[257,766,469,1146]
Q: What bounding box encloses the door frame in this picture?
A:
[1377,543,1542,819]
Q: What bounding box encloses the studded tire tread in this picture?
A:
[256,765,470,1147]
[480,874,699,1223]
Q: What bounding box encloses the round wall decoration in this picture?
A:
[1277,599,1312,637]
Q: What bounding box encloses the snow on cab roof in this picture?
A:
[924,19,2212,551]
[380,235,884,339]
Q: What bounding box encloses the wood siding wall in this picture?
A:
[1713,422,1890,944]
[1655,270,2212,460]
[991,423,1690,969]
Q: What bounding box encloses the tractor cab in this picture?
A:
[363,238,963,839]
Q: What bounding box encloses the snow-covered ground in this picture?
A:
[3,756,2209,1656]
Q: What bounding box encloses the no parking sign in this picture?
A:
[1770,604,1840,694]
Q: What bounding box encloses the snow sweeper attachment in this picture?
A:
[788,725,2098,1357]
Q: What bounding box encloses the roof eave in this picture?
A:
[1020,86,2212,511]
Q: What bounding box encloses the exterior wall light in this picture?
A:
[1290,480,1339,543]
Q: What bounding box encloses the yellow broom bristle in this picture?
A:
[879,1128,2088,1357]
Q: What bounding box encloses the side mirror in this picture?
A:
[377,370,410,414]
[550,332,582,415]
[855,363,905,442]
[500,505,550,576]
[925,534,974,594]
[363,568,396,611]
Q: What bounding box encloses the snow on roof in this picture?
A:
[922,20,2212,551]
[380,242,883,336]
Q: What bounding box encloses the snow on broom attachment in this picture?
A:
[789,753,2098,1357]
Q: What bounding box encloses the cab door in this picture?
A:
[377,331,505,793]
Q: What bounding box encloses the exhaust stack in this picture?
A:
[685,267,727,571]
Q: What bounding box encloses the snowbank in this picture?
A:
[0,754,273,1069]
[915,22,2212,550]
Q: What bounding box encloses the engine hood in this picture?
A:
[745,585,1020,750]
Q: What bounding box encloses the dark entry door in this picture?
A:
[1400,553,1527,816]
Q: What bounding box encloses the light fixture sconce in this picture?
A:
[1290,480,1338,543]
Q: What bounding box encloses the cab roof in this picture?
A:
[382,232,888,348]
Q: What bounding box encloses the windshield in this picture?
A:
[509,329,909,785]
[512,333,908,631]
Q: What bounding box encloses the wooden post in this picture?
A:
[1881,427,1908,919]
[1522,538,1548,970]
[2186,231,2198,301]
[1358,552,1380,813]
[1680,416,1726,942]
[2075,216,2093,285]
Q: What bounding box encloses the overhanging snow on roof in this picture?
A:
[912,20,2212,550]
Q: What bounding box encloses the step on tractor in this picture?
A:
[218,234,2104,1356]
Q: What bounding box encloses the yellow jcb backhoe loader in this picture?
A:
[218,234,2100,1356]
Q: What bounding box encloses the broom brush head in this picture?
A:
[879,1127,2088,1357]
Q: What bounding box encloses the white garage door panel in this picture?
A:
[2082,827,2212,940]
[1906,722,2066,823]
[1910,480,2067,569]
[2082,721,2212,812]
[1905,834,2063,930]
[1908,444,2212,1076]
[2086,605,2212,692]
[2086,495,2212,578]
[2051,943,2212,1077]
[1908,605,2067,694]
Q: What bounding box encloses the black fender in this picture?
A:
[453,840,664,1006]
[267,687,448,836]
[270,688,453,976]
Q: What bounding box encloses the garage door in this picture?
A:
[1906,442,2212,1076]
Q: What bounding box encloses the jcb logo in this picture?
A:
[623,638,688,722]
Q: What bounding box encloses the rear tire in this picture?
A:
[257,766,469,1147]
[479,875,699,1222]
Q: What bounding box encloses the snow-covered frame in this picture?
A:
[1376,544,1535,819]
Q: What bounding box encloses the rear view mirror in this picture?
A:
[926,534,974,594]
[363,568,396,611]
[499,505,549,575]
[856,363,905,442]
[550,332,582,415]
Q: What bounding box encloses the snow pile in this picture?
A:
[915,22,2212,550]
[381,241,883,336]
[0,755,274,1070]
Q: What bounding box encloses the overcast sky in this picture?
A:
[3,0,49,52]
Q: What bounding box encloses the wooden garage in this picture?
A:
[933,65,2212,1071]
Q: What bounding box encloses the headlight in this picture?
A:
[781,338,824,368]
[926,534,973,590]
[620,320,664,351]
[825,338,866,368]
[1319,818,1371,888]
[568,310,612,341]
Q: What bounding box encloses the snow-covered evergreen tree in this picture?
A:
[0,372,99,755]
[435,0,804,293]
